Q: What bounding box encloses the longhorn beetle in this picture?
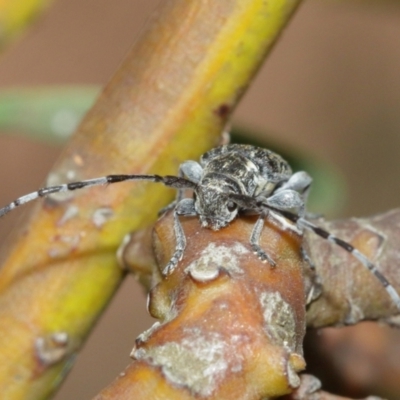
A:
[1,143,400,309]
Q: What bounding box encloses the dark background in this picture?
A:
[0,1,399,398]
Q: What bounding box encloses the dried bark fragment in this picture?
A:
[282,374,384,400]
[94,212,307,399]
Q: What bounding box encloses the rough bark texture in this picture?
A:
[95,213,307,399]
[304,209,400,327]
[118,208,400,399]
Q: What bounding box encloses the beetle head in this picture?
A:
[194,179,238,230]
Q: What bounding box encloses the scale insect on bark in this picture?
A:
[1,143,400,310]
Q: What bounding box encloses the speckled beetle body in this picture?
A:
[1,143,399,309]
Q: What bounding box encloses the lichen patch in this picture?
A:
[259,291,296,352]
[185,242,248,282]
[133,329,243,396]
[35,332,70,367]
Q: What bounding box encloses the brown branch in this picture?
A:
[304,209,400,327]
[95,212,307,399]
[118,208,400,399]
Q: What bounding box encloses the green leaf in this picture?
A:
[0,86,99,143]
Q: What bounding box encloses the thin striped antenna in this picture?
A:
[226,192,400,310]
[0,174,196,218]
[276,208,400,311]
[298,218,400,310]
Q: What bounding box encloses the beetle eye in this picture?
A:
[227,201,237,212]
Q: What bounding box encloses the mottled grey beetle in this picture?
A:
[1,144,399,309]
